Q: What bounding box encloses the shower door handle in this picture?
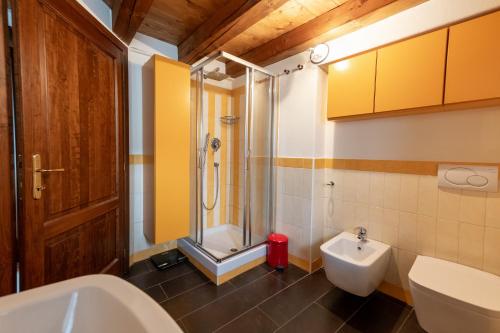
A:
[32,154,65,199]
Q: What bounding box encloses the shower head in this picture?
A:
[203,67,230,81]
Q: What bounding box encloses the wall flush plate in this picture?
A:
[438,164,498,192]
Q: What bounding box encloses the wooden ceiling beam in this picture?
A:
[112,0,154,44]
[179,0,288,64]
[226,0,427,76]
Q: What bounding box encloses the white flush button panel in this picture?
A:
[438,164,498,192]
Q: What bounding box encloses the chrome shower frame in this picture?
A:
[191,51,278,263]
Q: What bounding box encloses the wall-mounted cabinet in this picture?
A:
[327,10,500,121]
[143,55,191,244]
[327,51,376,118]
[445,11,500,104]
[375,29,447,112]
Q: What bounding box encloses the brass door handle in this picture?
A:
[36,168,65,173]
[32,154,64,200]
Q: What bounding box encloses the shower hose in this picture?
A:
[202,159,220,211]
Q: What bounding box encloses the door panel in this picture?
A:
[13,0,128,289]
[0,0,15,296]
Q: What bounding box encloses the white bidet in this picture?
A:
[320,231,391,297]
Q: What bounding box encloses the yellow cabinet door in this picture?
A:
[327,51,376,118]
[143,55,191,244]
[375,29,447,112]
[445,11,500,104]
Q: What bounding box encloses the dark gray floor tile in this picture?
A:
[339,292,411,333]
[123,260,153,278]
[143,285,167,303]
[216,308,277,333]
[317,287,368,321]
[271,264,308,285]
[259,269,335,326]
[276,303,344,333]
[127,262,195,289]
[161,281,235,320]
[229,264,274,288]
[399,312,426,333]
[182,274,287,333]
[161,270,209,298]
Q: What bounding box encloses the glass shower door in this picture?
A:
[244,69,275,247]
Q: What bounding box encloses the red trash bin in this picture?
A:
[267,233,288,270]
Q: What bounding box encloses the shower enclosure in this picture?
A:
[189,52,277,262]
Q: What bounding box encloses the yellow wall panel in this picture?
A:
[375,29,447,112]
[445,11,500,104]
[327,51,377,118]
[144,55,190,244]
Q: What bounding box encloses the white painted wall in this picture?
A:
[77,0,112,29]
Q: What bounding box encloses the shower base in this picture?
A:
[177,224,267,284]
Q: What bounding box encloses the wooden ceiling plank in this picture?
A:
[113,0,154,44]
[226,0,427,75]
[179,0,288,64]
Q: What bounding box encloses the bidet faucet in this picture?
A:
[356,226,367,241]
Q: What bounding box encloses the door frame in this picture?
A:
[0,0,16,296]
[10,0,129,289]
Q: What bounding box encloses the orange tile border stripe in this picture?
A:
[129,154,154,164]
[274,157,500,176]
[275,157,314,169]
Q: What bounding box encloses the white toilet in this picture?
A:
[409,256,500,333]
[320,231,391,297]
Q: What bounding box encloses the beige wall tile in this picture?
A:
[486,192,500,229]
[397,250,417,290]
[436,218,459,262]
[438,188,461,220]
[343,171,358,202]
[382,209,399,247]
[369,172,385,208]
[384,173,401,210]
[329,169,344,200]
[458,223,484,269]
[416,214,436,256]
[355,203,370,230]
[483,227,500,276]
[418,176,438,217]
[384,247,401,286]
[398,212,417,252]
[459,190,486,226]
[356,172,371,204]
[368,206,383,241]
[400,175,419,213]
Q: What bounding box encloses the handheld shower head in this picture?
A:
[203,133,210,152]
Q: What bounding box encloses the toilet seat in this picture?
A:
[409,256,500,333]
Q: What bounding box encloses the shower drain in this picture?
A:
[230,248,238,253]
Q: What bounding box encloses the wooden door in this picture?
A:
[12,0,129,289]
[375,29,448,112]
[0,0,15,296]
[327,51,377,119]
[445,10,500,104]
